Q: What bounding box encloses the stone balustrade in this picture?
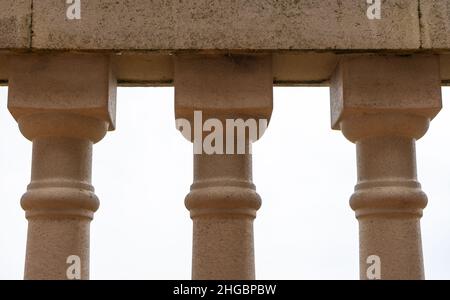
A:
[0,0,449,280]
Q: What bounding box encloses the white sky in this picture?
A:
[0,86,449,279]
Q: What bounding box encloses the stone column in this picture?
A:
[8,54,116,280]
[174,55,272,279]
[330,55,442,280]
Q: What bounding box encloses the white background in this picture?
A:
[0,86,449,279]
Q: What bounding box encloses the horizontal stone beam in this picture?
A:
[1,52,450,86]
[1,1,450,85]
[0,0,449,52]
[31,0,423,51]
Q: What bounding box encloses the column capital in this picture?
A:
[174,54,273,142]
[330,55,442,141]
[7,53,117,141]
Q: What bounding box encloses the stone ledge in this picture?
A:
[2,1,450,52]
[31,0,421,51]
[1,0,450,85]
[2,52,449,86]
[420,0,450,49]
[0,0,31,49]
[0,0,428,51]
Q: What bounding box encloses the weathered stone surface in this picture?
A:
[4,0,450,53]
[8,53,117,129]
[330,55,442,129]
[32,0,421,50]
[175,54,273,121]
[2,1,450,85]
[0,0,31,49]
[273,53,338,85]
[113,54,173,86]
[420,0,450,49]
[441,54,450,84]
[2,52,450,86]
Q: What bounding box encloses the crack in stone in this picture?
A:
[29,0,34,49]
[418,0,423,49]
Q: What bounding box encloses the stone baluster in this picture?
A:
[330,55,442,279]
[174,54,273,279]
[8,54,116,280]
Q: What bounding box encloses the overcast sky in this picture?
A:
[0,86,449,279]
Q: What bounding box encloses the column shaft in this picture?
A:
[22,137,96,279]
[353,135,426,279]
[188,148,260,279]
